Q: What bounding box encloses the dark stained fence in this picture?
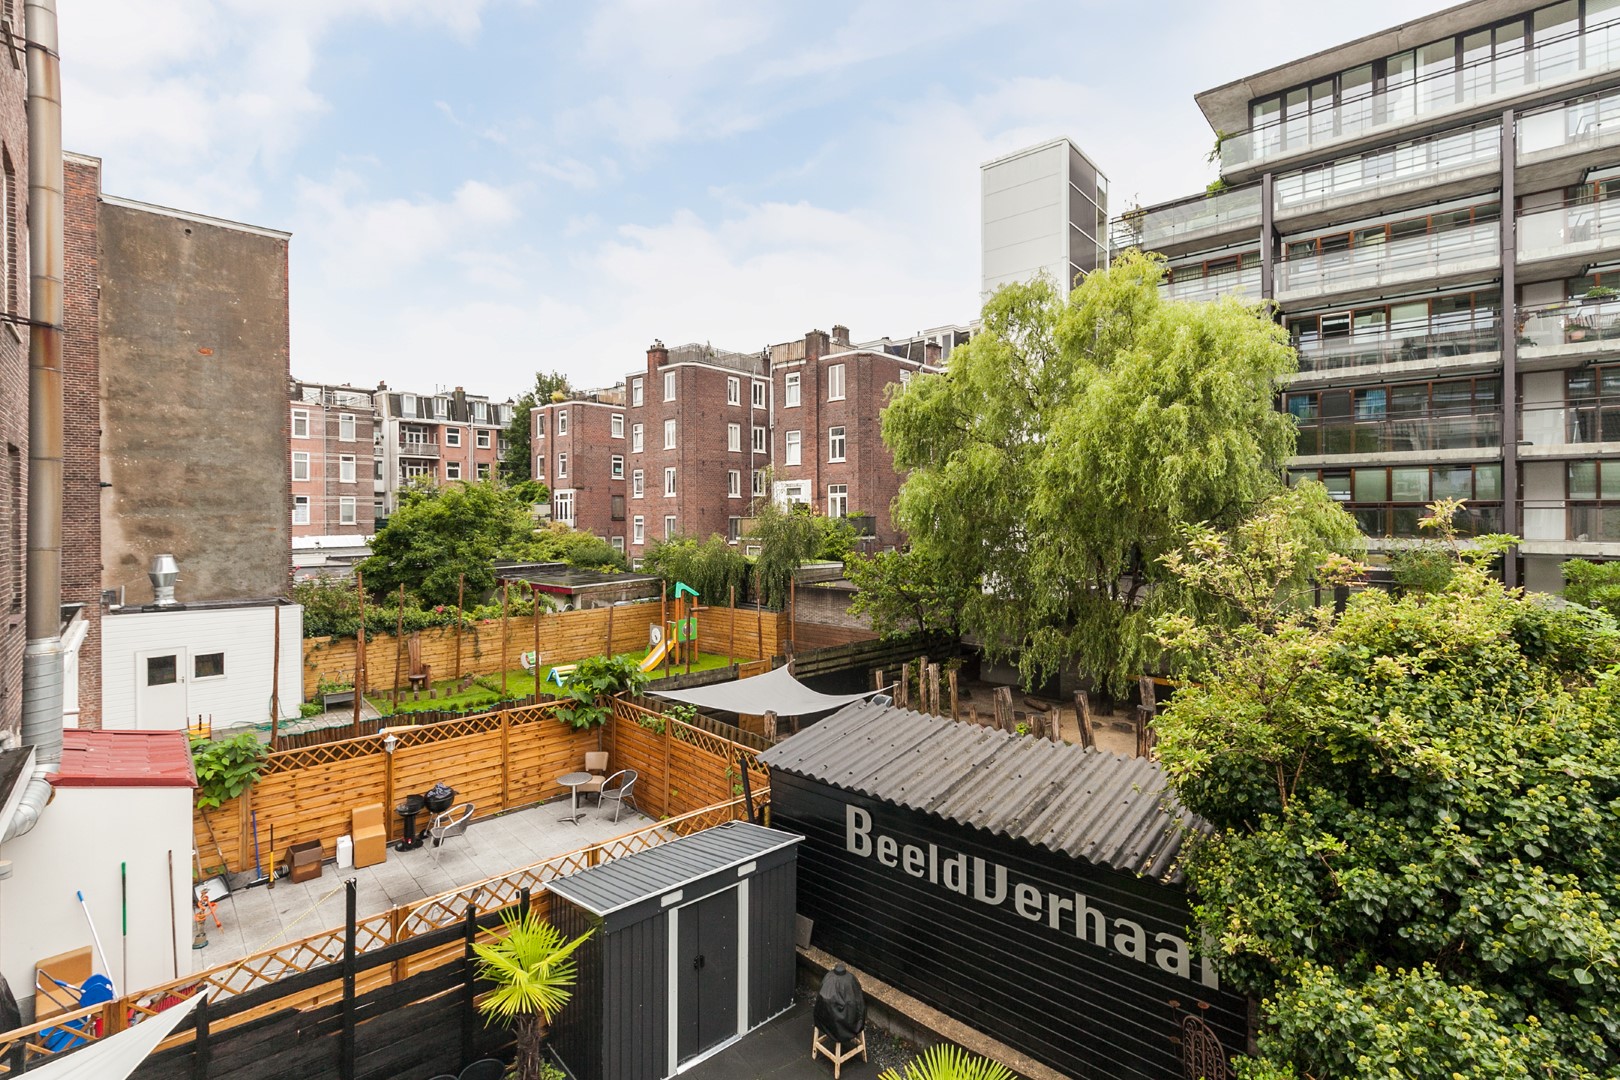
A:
[771,771,1248,1080]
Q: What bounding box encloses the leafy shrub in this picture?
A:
[191,732,267,809]
[555,654,652,730]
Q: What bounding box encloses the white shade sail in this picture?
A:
[27,991,205,1080]
[648,664,878,717]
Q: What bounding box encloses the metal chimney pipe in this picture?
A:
[149,553,178,606]
[8,0,65,842]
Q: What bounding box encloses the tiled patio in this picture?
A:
[191,795,657,970]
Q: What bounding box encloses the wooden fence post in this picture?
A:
[461,904,478,1070]
[948,668,959,721]
[1075,692,1095,749]
[191,993,210,1080]
[455,573,465,680]
[727,586,735,666]
[789,577,796,655]
[928,664,941,718]
[353,571,366,738]
[532,588,540,694]
[993,686,1014,732]
[500,710,511,811]
[662,715,673,817]
[872,668,884,692]
[918,656,929,712]
[606,602,615,656]
[393,585,405,710]
[500,583,510,698]
[341,879,357,1080]
[661,589,670,676]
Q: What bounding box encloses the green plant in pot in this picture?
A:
[1584,284,1618,301]
[879,1044,1014,1080]
[473,910,591,1080]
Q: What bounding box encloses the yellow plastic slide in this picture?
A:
[639,637,670,672]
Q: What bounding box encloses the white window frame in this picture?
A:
[828,484,848,518]
[752,381,767,409]
[752,426,767,454]
[434,396,448,418]
[292,495,310,525]
[828,363,846,401]
[727,423,741,452]
[291,451,310,482]
[339,454,357,483]
[663,466,677,497]
[727,376,741,406]
[558,452,568,478]
[535,455,545,480]
[728,516,741,543]
[633,516,645,545]
[446,461,462,481]
[611,535,625,552]
[663,418,677,450]
[554,490,575,526]
[752,469,767,497]
[631,424,644,453]
[473,401,488,423]
[477,463,490,481]
[631,377,644,407]
[728,469,741,498]
[664,515,677,539]
[291,409,310,439]
[828,426,846,463]
[611,455,625,479]
[784,372,801,407]
[535,413,547,438]
[401,393,417,414]
[445,427,462,447]
[632,469,644,498]
[785,429,802,466]
[557,409,569,436]
[663,370,677,402]
[611,414,625,439]
[476,430,491,449]
[339,496,357,525]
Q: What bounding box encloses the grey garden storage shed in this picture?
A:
[548,821,802,1080]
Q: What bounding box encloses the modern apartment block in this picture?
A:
[769,327,941,550]
[981,137,1109,300]
[853,322,975,365]
[533,387,629,551]
[288,379,377,541]
[1112,0,1620,590]
[375,385,514,516]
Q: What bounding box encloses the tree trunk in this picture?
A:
[515,1012,544,1080]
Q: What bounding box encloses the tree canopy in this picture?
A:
[500,370,572,483]
[1154,508,1620,1079]
[874,250,1357,692]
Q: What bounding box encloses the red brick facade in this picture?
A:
[62,155,102,727]
[533,397,627,550]
[0,40,24,741]
[288,380,377,539]
[377,387,512,515]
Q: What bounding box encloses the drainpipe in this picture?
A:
[6,0,64,843]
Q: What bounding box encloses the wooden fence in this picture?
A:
[302,604,791,699]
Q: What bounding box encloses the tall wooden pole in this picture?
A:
[531,586,540,697]
[755,589,763,662]
[789,576,797,654]
[500,582,510,698]
[454,573,465,681]
[661,588,669,676]
[606,602,615,658]
[685,599,693,676]
[353,571,365,737]
[727,586,735,667]
[392,585,405,710]
[269,604,281,751]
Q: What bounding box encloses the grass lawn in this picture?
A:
[367,648,739,717]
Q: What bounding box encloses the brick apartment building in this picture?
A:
[375,386,514,516]
[533,388,628,550]
[288,379,377,540]
[769,326,941,550]
[0,35,26,743]
[622,341,771,562]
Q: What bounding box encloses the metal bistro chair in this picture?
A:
[428,801,475,862]
[597,769,639,823]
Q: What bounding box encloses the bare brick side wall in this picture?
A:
[63,156,103,727]
[0,49,28,742]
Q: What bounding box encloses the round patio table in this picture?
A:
[556,771,594,824]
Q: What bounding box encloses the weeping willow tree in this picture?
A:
[877,249,1358,694]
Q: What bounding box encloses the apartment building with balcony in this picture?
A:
[288,379,377,541]
[981,137,1110,299]
[768,326,941,550]
[375,385,515,517]
[1110,0,1620,591]
[623,340,771,562]
[532,388,629,551]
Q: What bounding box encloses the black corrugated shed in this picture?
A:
[548,822,801,1080]
[759,700,1204,881]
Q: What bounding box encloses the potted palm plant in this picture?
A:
[880,1045,1014,1080]
[473,910,592,1080]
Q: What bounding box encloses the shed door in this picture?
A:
[136,650,189,729]
[676,888,738,1063]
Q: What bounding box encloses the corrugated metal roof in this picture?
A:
[758,703,1204,883]
[548,821,801,916]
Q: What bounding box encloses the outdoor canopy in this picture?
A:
[25,990,205,1080]
[647,664,880,717]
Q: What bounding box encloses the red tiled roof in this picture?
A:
[52,730,198,788]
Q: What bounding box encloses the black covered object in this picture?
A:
[814,964,866,1043]
[425,783,456,813]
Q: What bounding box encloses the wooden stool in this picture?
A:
[812,1026,867,1079]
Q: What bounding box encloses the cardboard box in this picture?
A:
[289,840,323,884]
[352,803,387,869]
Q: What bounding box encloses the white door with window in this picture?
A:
[136,649,188,729]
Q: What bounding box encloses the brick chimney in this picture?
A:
[648,339,669,367]
[924,341,943,365]
[805,329,831,360]
[831,324,851,347]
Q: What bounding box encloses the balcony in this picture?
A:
[1346,502,1504,539]
[398,439,440,459]
[1523,501,1620,543]
[1293,325,1500,377]
[1517,85,1620,166]
[1273,123,1499,224]
[1517,298,1620,367]
[1275,221,1499,304]
[1517,199,1620,269]
[1518,399,1620,449]
[1221,22,1620,172]
[1160,265,1261,304]
[1111,185,1262,258]
[1293,413,1501,458]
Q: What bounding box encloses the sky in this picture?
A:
[58,0,1439,400]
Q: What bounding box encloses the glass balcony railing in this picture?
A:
[1159,265,1262,303]
[1222,22,1620,169]
[1517,298,1620,348]
[1276,221,1499,299]
[1518,199,1620,264]
[1519,400,1620,445]
[1274,123,1500,216]
[1111,185,1262,253]
[1518,85,1620,160]
[1523,501,1620,541]
[1293,324,1500,374]
[1347,502,1504,538]
[1294,413,1501,456]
